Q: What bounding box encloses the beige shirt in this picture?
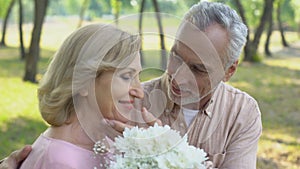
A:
[142,74,262,169]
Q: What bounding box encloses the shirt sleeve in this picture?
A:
[219,103,262,169]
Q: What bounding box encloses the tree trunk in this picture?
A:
[298,22,300,38]
[232,0,251,61]
[24,0,48,82]
[18,0,25,59]
[264,0,274,56]
[111,0,121,26]
[77,0,90,28]
[0,0,16,46]
[244,0,273,61]
[277,0,289,47]
[233,0,248,27]
[138,0,146,66]
[152,0,166,70]
[114,0,120,26]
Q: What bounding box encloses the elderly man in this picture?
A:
[138,1,261,168]
[1,1,261,169]
[141,2,262,168]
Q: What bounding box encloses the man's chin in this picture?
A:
[168,89,198,106]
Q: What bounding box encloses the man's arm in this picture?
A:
[220,107,262,169]
[0,145,32,169]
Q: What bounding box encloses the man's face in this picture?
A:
[166,23,228,109]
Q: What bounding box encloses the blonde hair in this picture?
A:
[38,24,140,126]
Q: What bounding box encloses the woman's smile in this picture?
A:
[118,100,134,110]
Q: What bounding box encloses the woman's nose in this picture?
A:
[129,80,144,99]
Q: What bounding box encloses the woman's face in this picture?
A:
[95,54,144,123]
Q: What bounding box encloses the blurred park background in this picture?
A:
[0,0,300,168]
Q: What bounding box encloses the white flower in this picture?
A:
[109,123,208,169]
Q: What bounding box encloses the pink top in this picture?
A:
[20,134,113,169]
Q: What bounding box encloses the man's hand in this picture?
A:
[107,107,162,133]
[0,145,32,169]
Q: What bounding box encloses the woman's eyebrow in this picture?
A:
[119,68,138,73]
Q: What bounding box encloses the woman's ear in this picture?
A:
[223,60,238,82]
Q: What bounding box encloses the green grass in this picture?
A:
[0,17,300,168]
[229,57,300,169]
[0,47,51,157]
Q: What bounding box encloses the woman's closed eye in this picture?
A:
[120,72,133,80]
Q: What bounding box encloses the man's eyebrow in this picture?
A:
[172,49,209,71]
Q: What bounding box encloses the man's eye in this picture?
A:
[190,65,207,73]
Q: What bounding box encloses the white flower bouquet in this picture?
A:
[109,123,207,169]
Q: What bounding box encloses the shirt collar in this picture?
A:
[203,99,213,118]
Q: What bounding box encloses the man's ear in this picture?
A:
[223,60,238,82]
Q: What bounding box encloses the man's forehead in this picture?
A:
[173,41,203,63]
[175,20,225,80]
[175,21,220,63]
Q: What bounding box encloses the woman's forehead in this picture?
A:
[119,53,142,71]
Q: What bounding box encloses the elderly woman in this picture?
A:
[15,24,159,169]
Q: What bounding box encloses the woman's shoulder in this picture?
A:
[43,135,100,167]
[21,135,102,169]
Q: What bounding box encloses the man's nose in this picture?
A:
[172,63,192,85]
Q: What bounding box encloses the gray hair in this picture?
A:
[184,1,248,69]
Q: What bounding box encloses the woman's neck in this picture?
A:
[44,117,94,151]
